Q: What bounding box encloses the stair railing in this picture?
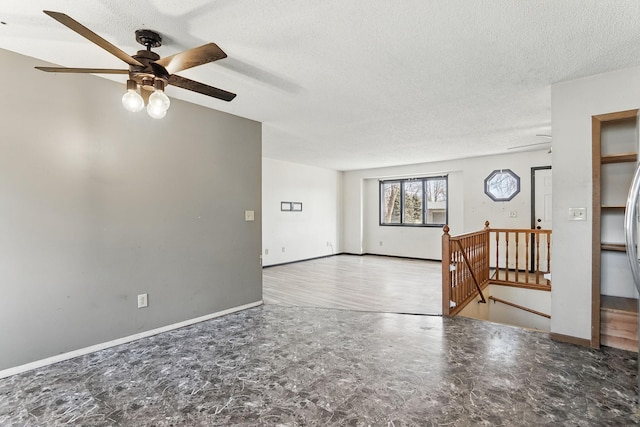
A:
[442,222,491,316]
[442,221,552,316]
[490,227,552,289]
[488,296,550,319]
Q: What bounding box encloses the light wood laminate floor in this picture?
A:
[262,254,442,315]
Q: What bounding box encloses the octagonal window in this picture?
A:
[484,169,520,201]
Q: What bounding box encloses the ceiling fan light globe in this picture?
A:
[147,103,167,119]
[121,90,144,112]
[149,90,170,112]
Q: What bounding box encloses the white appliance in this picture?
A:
[623,112,640,399]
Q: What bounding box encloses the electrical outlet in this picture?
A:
[379,241,383,246]
[282,247,285,253]
[265,248,269,255]
[245,210,255,221]
[137,293,148,309]
[509,211,517,218]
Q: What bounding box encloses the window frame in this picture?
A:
[484,169,520,202]
[379,175,448,227]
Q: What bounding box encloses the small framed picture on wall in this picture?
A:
[281,202,292,211]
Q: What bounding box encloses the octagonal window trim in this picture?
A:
[484,169,520,202]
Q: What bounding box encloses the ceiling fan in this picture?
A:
[36,10,236,119]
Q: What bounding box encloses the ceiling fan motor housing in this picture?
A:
[130,45,169,87]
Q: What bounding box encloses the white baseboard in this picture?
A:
[0,300,263,379]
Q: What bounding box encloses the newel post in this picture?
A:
[442,225,451,316]
[484,220,491,281]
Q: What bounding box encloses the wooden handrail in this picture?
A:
[488,296,550,319]
[489,228,552,234]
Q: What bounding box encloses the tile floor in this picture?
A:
[1,305,638,426]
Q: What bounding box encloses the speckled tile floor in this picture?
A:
[0,305,638,426]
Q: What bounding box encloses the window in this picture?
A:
[403,181,423,224]
[484,169,520,201]
[380,176,448,226]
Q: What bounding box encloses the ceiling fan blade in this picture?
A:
[169,75,236,102]
[156,43,227,75]
[506,141,551,150]
[43,10,143,67]
[35,66,129,74]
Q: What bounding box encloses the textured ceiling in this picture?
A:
[2,1,640,171]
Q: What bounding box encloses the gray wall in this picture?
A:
[0,49,262,370]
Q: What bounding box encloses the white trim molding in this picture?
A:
[0,300,263,379]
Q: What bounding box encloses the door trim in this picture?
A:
[531,166,552,272]
[530,165,552,229]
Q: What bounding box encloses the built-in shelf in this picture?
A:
[593,109,638,350]
[601,243,627,252]
[601,152,638,164]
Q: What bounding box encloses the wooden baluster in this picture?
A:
[484,221,490,283]
[525,232,530,283]
[458,238,463,300]
[471,235,475,286]
[470,237,475,296]
[505,231,509,282]
[515,232,519,282]
[459,242,462,301]
[453,242,460,304]
[535,234,541,284]
[442,225,451,316]
[452,245,456,307]
[467,236,472,296]
[461,242,466,299]
[464,239,468,299]
[481,234,485,281]
[495,231,499,280]
[546,232,551,277]
[469,237,473,297]
[484,231,489,282]
[462,242,467,298]
[479,233,483,282]
[459,242,463,300]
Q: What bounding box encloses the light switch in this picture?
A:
[568,207,586,221]
[137,293,148,308]
[245,210,255,221]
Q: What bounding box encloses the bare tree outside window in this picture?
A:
[426,179,447,202]
[425,178,447,225]
[382,182,401,223]
[380,176,447,226]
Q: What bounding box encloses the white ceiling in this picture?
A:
[2,1,640,171]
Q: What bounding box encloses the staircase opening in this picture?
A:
[442,221,551,332]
